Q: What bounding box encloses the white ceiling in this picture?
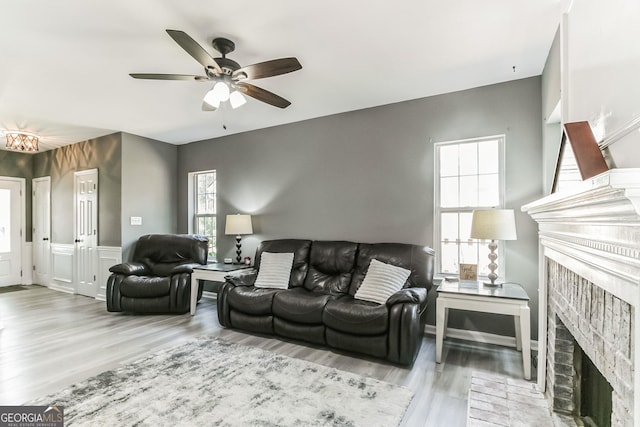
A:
[0,0,561,152]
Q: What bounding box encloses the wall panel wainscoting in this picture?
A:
[49,243,75,293]
[96,246,121,301]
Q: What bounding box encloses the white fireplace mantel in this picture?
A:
[522,168,640,423]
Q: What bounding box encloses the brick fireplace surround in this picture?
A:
[523,169,639,426]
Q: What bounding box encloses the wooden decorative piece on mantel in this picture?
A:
[551,121,609,193]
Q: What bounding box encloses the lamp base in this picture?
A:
[482,280,503,287]
[235,235,242,264]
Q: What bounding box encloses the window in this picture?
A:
[434,136,505,277]
[193,170,217,260]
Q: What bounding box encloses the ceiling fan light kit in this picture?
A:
[130,30,302,112]
[229,90,247,109]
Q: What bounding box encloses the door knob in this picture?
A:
[75,239,82,243]
[43,237,49,241]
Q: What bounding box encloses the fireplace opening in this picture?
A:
[575,346,613,427]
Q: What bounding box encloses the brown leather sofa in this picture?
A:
[106,234,208,314]
[218,239,434,365]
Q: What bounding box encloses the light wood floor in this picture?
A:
[0,286,535,426]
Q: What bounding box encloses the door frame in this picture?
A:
[0,176,26,286]
[32,176,51,287]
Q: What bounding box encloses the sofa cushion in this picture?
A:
[272,287,333,324]
[354,259,411,304]
[229,311,274,335]
[254,239,311,288]
[228,286,281,315]
[254,252,294,289]
[303,241,357,295]
[323,296,389,335]
[274,317,326,345]
[325,328,388,359]
[120,276,170,298]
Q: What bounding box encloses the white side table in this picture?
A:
[190,263,251,315]
[435,280,531,380]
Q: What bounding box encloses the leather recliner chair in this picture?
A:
[106,234,208,314]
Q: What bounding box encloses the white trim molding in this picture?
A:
[522,168,640,424]
[97,246,122,301]
[21,242,32,285]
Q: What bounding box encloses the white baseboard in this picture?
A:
[202,291,217,300]
[47,284,75,295]
[424,324,538,352]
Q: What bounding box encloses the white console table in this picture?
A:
[190,263,251,315]
[435,280,531,380]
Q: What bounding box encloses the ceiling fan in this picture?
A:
[130,30,302,111]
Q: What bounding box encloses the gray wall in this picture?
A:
[32,133,122,246]
[0,150,34,241]
[121,133,178,261]
[177,77,544,339]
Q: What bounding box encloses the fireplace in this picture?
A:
[547,260,625,425]
[523,169,639,427]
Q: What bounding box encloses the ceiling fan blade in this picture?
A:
[166,29,222,73]
[232,57,302,80]
[235,82,292,108]
[129,73,209,81]
[202,101,217,111]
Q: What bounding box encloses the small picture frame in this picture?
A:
[459,264,478,281]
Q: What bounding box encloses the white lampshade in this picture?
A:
[213,81,230,102]
[470,209,517,241]
[202,88,221,108]
[229,90,247,109]
[225,214,253,235]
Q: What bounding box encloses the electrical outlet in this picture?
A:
[130,216,142,226]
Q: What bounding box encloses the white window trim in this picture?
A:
[433,135,506,280]
[188,170,217,261]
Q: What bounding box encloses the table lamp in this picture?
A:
[225,214,253,264]
[470,209,517,286]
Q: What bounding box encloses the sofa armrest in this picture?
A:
[109,262,150,276]
[386,287,427,307]
[225,268,258,287]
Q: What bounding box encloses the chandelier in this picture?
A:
[5,132,39,152]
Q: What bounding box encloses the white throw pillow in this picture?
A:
[254,252,294,289]
[354,259,411,305]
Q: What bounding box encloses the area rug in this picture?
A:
[27,336,413,426]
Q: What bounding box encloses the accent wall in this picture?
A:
[176,76,544,338]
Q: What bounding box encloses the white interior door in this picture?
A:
[0,179,23,287]
[33,177,51,286]
[74,169,98,297]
